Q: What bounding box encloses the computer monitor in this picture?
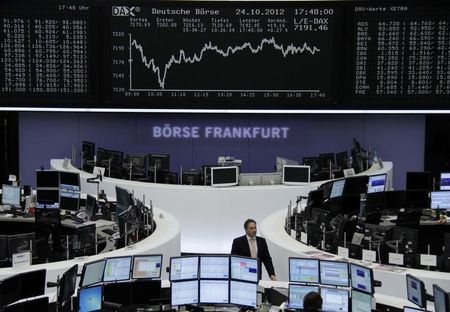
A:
[36,170,59,188]
[0,274,20,307]
[199,255,230,279]
[170,256,199,281]
[59,191,79,212]
[367,174,387,193]
[80,259,106,288]
[211,166,239,187]
[289,258,319,283]
[82,141,95,159]
[393,227,419,252]
[320,181,334,199]
[181,169,202,185]
[5,297,49,312]
[320,287,349,312]
[319,153,335,170]
[149,153,170,171]
[303,157,320,173]
[319,260,349,287]
[230,255,258,283]
[171,280,199,306]
[1,184,21,206]
[96,147,108,166]
[132,254,163,279]
[106,150,124,168]
[199,279,229,304]
[330,179,346,199]
[336,151,349,169]
[230,281,257,307]
[343,175,369,196]
[406,171,431,191]
[406,274,426,309]
[127,153,148,169]
[288,284,319,309]
[351,289,372,312]
[350,263,374,294]
[115,186,133,216]
[57,264,78,305]
[131,280,162,305]
[103,256,132,282]
[78,285,103,312]
[59,171,80,191]
[0,235,6,261]
[85,194,96,220]
[384,190,407,210]
[36,189,60,208]
[103,281,132,305]
[276,156,299,172]
[282,165,310,185]
[19,269,46,300]
[430,191,450,210]
[433,284,450,312]
[441,173,450,190]
[405,190,429,209]
[6,233,36,260]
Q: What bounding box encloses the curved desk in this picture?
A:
[260,209,450,310]
[51,159,393,254]
[0,207,180,291]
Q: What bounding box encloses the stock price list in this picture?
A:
[108,4,338,109]
[353,5,450,107]
[0,4,92,105]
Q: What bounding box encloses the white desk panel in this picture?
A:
[51,159,392,254]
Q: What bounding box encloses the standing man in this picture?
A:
[231,219,277,281]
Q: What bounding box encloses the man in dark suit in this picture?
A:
[231,219,277,281]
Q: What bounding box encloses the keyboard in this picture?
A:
[102,228,116,236]
[70,216,85,223]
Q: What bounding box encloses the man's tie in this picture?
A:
[249,238,257,258]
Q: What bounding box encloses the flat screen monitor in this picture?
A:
[431,191,450,210]
[6,233,36,260]
[0,235,6,261]
[0,274,20,307]
[351,290,372,312]
[321,181,334,199]
[59,171,80,191]
[171,280,199,306]
[36,189,60,208]
[230,256,258,283]
[115,186,133,216]
[149,153,170,171]
[330,179,346,199]
[103,256,132,282]
[282,165,310,185]
[230,281,257,307]
[319,260,349,287]
[1,184,21,206]
[36,170,59,188]
[367,174,387,193]
[127,153,148,169]
[132,254,163,279]
[303,157,320,172]
[199,255,230,279]
[406,274,426,309]
[5,297,49,312]
[288,284,319,309]
[199,279,229,304]
[384,190,407,210]
[106,150,124,168]
[406,171,431,191]
[350,263,374,294]
[319,153,335,169]
[57,264,78,304]
[59,191,79,212]
[276,156,299,172]
[132,280,162,305]
[80,259,106,288]
[289,258,319,284]
[104,281,132,305]
[82,141,95,159]
[406,190,429,209]
[19,269,46,300]
[181,170,202,185]
[211,166,239,187]
[85,194,96,219]
[343,175,369,196]
[441,173,450,190]
[96,148,107,166]
[170,256,199,281]
[79,285,103,312]
[433,284,450,312]
[336,151,349,169]
[320,287,349,312]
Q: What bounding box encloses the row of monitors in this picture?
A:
[169,255,258,283]
[36,170,80,191]
[0,269,46,307]
[79,254,163,288]
[289,259,373,294]
[289,285,368,312]
[406,274,450,312]
[35,190,97,218]
[320,174,387,200]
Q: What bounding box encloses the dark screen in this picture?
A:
[19,269,46,299]
[0,274,20,306]
[0,235,6,260]
[212,167,238,185]
[343,176,368,196]
[284,166,309,183]
[85,194,96,219]
[59,172,80,189]
[36,189,60,205]
[149,154,170,171]
[82,141,96,159]
[115,186,132,215]
[132,280,162,304]
[36,170,59,188]
[96,148,108,165]
[104,281,132,305]
[384,190,406,210]
[59,192,79,212]
[406,172,431,191]
[182,170,202,185]
[58,264,78,304]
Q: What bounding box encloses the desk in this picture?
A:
[51,159,393,254]
[260,209,450,311]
